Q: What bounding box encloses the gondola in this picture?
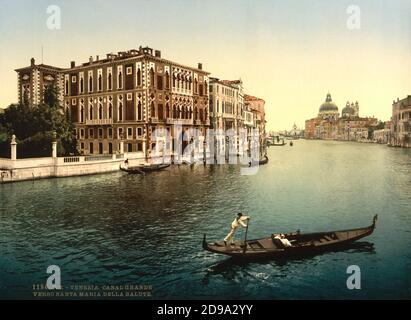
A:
[258,155,269,165]
[272,142,287,146]
[120,163,170,174]
[203,215,377,259]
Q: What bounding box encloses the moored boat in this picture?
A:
[203,215,377,259]
[258,155,269,165]
[120,163,170,174]
[272,141,287,146]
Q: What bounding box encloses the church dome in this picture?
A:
[342,102,355,117]
[319,93,339,113]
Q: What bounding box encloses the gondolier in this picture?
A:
[224,213,250,246]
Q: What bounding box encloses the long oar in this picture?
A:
[243,218,249,253]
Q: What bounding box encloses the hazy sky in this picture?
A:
[1,0,410,130]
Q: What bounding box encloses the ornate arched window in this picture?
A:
[165,72,170,89]
[89,104,93,120]
[80,99,84,123]
[98,74,102,91]
[118,71,123,89]
[137,101,142,120]
[119,102,123,121]
[158,104,164,120]
[89,76,93,92]
[150,68,155,87]
[194,107,198,120]
[108,73,112,90]
[108,103,113,119]
[137,69,142,86]
[98,102,103,119]
[166,103,170,118]
[173,105,177,119]
[151,101,155,118]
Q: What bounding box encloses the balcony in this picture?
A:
[85,119,113,125]
[165,118,193,125]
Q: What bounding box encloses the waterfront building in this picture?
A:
[305,92,378,141]
[209,78,241,156]
[373,128,391,144]
[15,47,210,157]
[244,94,266,153]
[391,96,411,147]
[15,58,64,106]
[209,79,266,157]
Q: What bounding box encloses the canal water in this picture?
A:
[1,140,410,299]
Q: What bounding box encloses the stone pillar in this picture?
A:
[52,132,57,158]
[52,141,57,158]
[119,134,124,154]
[10,135,17,160]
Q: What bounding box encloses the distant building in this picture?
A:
[209,78,242,156]
[305,92,378,141]
[244,94,266,152]
[373,128,390,144]
[391,96,411,147]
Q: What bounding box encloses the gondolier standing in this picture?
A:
[224,213,250,246]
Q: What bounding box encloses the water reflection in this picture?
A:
[202,241,376,284]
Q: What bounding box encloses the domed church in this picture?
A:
[342,101,359,118]
[305,93,378,140]
[318,92,339,121]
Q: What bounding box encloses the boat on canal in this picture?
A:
[203,215,378,259]
[258,155,269,165]
[120,163,171,174]
[272,141,287,146]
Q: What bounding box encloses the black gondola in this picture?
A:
[203,215,377,259]
[120,163,170,174]
[259,155,269,165]
[272,142,287,146]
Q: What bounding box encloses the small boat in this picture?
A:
[120,163,170,174]
[259,155,269,165]
[272,142,287,146]
[203,215,377,259]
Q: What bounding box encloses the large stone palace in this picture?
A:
[15,47,210,157]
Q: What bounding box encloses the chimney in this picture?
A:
[70,61,75,68]
[89,56,93,63]
[96,55,99,61]
[198,63,203,70]
[155,50,161,58]
[31,58,35,66]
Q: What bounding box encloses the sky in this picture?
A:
[0,0,410,131]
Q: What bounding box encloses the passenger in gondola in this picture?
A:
[224,213,250,246]
[274,234,292,247]
[124,158,129,169]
